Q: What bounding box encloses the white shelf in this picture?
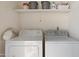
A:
[15,9,70,13]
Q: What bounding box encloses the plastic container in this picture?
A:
[29,1,38,9]
[41,1,50,9]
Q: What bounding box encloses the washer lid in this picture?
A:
[11,36,43,41]
[19,29,43,37]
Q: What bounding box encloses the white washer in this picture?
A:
[45,30,79,57]
[5,29,43,57]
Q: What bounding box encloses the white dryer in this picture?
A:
[5,29,43,57]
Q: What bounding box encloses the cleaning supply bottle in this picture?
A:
[51,2,56,9]
[57,26,59,31]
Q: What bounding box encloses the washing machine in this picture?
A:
[5,29,43,57]
[45,30,79,57]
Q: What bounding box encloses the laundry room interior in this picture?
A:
[0,1,79,57]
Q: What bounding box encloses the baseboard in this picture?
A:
[0,53,5,57]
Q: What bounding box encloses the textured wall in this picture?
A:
[19,12,70,30]
[69,2,79,39]
[0,1,19,56]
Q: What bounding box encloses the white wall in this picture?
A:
[69,2,79,39]
[19,12,70,30]
[0,2,19,56]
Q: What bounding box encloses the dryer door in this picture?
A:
[8,45,39,57]
[5,41,42,57]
